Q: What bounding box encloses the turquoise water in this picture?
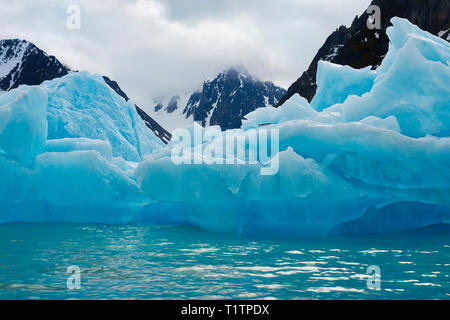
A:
[0,223,448,300]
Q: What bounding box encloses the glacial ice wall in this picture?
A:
[0,18,449,236]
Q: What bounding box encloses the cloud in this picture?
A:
[0,0,372,112]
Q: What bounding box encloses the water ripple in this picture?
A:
[0,223,448,299]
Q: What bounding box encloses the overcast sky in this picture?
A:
[0,0,371,112]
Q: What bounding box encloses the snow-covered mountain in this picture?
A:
[277,0,450,106]
[151,68,286,132]
[0,39,69,92]
[0,39,171,143]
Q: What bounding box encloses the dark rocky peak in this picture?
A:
[183,67,286,130]
[0,39,69,92]
[166,95,180,113]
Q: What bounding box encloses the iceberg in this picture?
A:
[43,72,164,161]
[0,72,160,223]
[134,18,450,236]
[311,63,376,112]
[0,86,47,160]
[321,18,450,138]
[44,138,113,159]
[0,18,449,237]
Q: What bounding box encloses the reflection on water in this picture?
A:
[0,223,448,300]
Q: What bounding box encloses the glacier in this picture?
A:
[0,18,449,237]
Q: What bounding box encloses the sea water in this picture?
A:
[0,223,448,300]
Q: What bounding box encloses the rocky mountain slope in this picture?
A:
[0,39,69,92]
[277,0,450,106]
